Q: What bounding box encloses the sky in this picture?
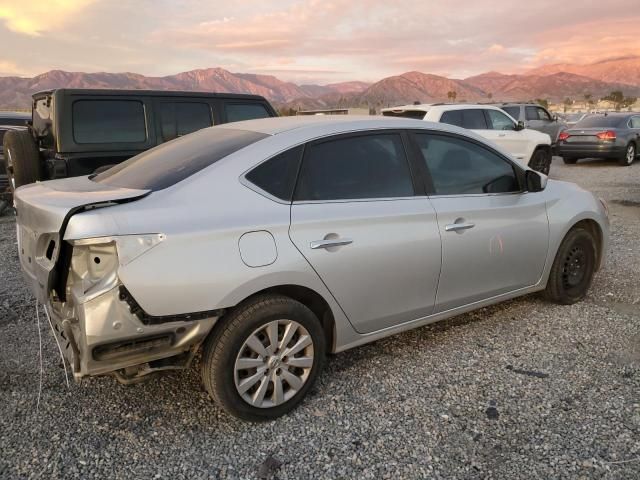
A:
[0,0,639,84]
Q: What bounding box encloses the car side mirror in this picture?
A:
[514,120,525,131]
[526,170,547,192]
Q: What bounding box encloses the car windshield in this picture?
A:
[92,127,268,190]
[382,110,427,120]
[574,115,626,128]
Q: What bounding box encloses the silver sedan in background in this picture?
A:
[14,116,609,420]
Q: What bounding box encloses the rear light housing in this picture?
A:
[596,130,616,140]
[558,131,570,141]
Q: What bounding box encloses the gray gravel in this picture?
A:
[1,157,639,479]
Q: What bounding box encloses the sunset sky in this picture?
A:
[1,0,639,84]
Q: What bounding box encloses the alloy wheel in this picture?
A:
[234,319,314,408]
[626,144,635,165]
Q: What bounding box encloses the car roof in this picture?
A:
[32,88,268,101]
[381,103,505,114]
[215,115,491,143]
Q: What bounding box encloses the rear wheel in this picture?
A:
[529,148,551,175]
[619,142,635,166]
[544,228,597,304]
[201,294,326,421]
[562,156,578,164]
[3,130,41,190]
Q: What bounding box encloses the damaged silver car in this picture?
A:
[15,116,609,420]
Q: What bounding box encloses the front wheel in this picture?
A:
[201,294,326,421]
[619,143,635,166]
[544,228,597,305]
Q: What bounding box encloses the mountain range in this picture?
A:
[1,56,639,111]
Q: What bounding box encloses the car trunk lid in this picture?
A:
[14,175,149,302]
[563,127,617,144]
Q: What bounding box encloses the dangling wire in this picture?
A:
[34,302,44,414]
[44,304,70,388]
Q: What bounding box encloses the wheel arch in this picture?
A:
[216,284,338,353]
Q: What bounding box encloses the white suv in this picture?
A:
[382,104,552,174]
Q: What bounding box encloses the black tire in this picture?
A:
[201,294,326,421]
[562,156,578,164]
[3,129,41,190]
[544,228,597,305]
[618,142,635,167]
[529,148,551,175]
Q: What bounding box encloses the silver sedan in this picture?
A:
[14,116,609,420]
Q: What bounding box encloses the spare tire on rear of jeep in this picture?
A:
[3,130,42,190]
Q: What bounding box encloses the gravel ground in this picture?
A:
[1,157,639,480]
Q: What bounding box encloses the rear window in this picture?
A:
[575,115,626,128]
[73,100,147,144]
[160,102,213,141]
[225,103,271,123]
[501,106,520,119]
[0,117,29,126]
[382,110,427,120]
[93,128,267,191]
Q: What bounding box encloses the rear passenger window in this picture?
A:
[73,100,146,144]
[160,102,212,141]
[295,134,414,201]
[501,106,520,119]
[525,106,539,121]
[413,133,519,195]
[225,103,271,123]
[245,146,303,201]
[461,109,488,129]
[440,110,463,127]
[441,109,488,129]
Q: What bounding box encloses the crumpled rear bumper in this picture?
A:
[48,284,219,378]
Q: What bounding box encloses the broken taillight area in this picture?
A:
[47,234,220,382]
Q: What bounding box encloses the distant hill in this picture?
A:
[1,56,640,110]
[527,56,640,87]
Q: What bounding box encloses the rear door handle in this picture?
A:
[310,238,353,249]
[445,223,475,232]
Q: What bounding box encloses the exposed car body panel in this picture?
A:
[14,176,148,302]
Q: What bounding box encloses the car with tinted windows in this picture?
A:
[556,113,640,166]
[382,104,552,174]
[14,116,608,420]
[2,89,277,192]
[497,103,566,148]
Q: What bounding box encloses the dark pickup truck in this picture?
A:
[2,89,277,195]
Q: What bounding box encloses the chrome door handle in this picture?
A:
[498,133,506,137]
[445,223,475,232]
[310,238,353,249]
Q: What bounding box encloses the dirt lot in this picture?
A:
[0,157,639,480]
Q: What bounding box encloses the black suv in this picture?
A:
[2,89,277,194]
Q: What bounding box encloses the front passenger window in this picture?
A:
[413,133,519,195]
[486,110,515,130]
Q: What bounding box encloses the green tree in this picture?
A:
[602,90,636,111]
[447,90,457,103]
[487,92,493,101]
[563,97,573,113]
